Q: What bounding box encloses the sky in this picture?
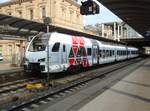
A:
[0,0,122,25]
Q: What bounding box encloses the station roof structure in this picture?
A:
[98,0,150,38]
[0,13,125,45]
[121,38,150,47]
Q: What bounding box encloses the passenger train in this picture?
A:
[24,32,139,73]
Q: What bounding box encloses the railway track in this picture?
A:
[0,78,42,97]
[0,57,146,111]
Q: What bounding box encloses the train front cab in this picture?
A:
[24,32,70,74]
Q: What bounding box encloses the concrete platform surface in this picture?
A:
[79,59,150,111]
[40,58,149,111]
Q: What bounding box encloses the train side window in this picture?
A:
[103,50,105,58]
[110,50,112,57]
[112,50,114,55]
[109,50,111,57]
[107,50,109,57]
[108,50,110,57]
[63,45,65,52]
[87,48,91,56]
[52,42,60,52]
[106,50,108,57]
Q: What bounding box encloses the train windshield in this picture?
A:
[28,34,48,52]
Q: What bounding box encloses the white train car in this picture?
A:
[128,47,139,59]
[116,45,128,61]
[24,32,139,74]
[25,32,95,73]
[99,44,116,64]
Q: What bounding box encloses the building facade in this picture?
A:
[0,0,83,66]
[0,0,83,31]
[0,38,26,66]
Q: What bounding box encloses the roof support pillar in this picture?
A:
[113,22,117,40]
[117,24,120,41]
[102,23,104,37]
[121,25,123,38]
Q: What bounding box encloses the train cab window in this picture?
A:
[52,42,60,52]
[87,48,91,56]
[63,45,65,52]
[28,34,48,52]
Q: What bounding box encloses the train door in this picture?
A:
[50,42,61,65]
[61,44,67,64]
[92,45,99,64]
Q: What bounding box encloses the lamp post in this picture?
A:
[43,17,52,86]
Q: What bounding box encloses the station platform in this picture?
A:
[0,61,22,75]
[42,58,150,111]
[78,59,150,111]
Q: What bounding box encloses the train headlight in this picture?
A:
[38,58,45,62]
